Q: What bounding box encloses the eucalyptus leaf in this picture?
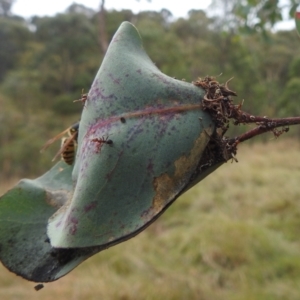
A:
[0,162,104,282]
[0,21,221,282]
[48,22,215,248]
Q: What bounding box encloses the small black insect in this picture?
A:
[34,284,44,291]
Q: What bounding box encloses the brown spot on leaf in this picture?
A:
[84,201,97,212]
[48,191,74,221]
[152,131,212,213]
[45,190,72,208]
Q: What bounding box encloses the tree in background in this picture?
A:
[0,0,15,17]
[0,1,300,179]
[98,0,152,54]
[210,0,299,34]
[99,0,109,53]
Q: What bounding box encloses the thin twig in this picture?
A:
[227,116,300,146]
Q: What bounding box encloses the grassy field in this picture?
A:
[0,139,300,300]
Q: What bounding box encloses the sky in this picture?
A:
[12,0,212,19]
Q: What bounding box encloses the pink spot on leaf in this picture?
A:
[84,201,97,212]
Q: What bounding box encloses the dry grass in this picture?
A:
[1,139,300,299]
[0,177,20,196]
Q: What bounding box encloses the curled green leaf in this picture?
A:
[0,22,220,282]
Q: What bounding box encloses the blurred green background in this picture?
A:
[1,1,300,299]
[0,0,300,180]
[1,140,300,299]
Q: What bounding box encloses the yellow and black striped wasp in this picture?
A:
[41,122,80,165]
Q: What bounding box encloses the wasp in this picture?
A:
[73,89,88,106]
[41,122,79,165]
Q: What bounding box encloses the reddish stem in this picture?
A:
[227,115,300,145]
